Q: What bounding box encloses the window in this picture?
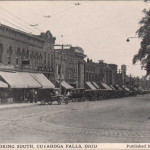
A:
[48,54,50,66]
[16,58,19,65]
[8,46,12,64]
[51,54,53,66]
[56,65,61,75]
[16,48,21,65]
[0,44,3,63]
[26,50,29,58]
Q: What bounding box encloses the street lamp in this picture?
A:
[126,37,138,42]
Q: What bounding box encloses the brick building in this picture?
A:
[0,24,56,82]
[85,59,117,85]
[55,46,86,88]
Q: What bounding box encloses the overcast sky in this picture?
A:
[0,1,150,77]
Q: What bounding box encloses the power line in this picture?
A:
[0,17,30,33]
[0,6,42,32]
[0,10,33,33]
[37,5,76,26]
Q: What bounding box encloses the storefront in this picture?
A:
[0,71,41,102]
[0,80,9,103]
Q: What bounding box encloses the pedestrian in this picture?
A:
[33,90,38,103]
[66,91,70,97]
[28,90,33,103]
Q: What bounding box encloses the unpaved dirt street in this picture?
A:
[0,94,150,143]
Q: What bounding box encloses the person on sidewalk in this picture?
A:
[28,90,33,103]
[33,90,38,103]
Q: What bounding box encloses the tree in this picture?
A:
[133,8,150,76]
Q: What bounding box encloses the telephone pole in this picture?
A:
[54,44,71,94]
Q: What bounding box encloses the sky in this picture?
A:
[0,1,150,77]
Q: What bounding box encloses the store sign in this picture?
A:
[0,64,14,70]
[38,66,53,72]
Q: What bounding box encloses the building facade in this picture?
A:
[85,59,117,85]
[55,46,86,88]
[0,24,56,82]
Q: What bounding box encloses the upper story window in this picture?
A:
[22,49,25,59]
[16,48,21,65]
[0,44,4,63]
[8,46,12,64]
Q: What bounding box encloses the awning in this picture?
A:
[101,83,113,90]
[0,80,8,88]
[31,73,55,89]
[109,85,116,90]
[86,82,97,90]
[116,85,123,90]
[0,71,41,88]
[92,82,99,89]
[60,81,74,89]
[18,72,41,88]
[122,86,130,91]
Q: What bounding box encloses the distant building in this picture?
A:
[54,46,86,88]
[108,64,118,84]
[85,59,116,85]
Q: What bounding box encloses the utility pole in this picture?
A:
[54,44,71,94]
[59,44,63,94]
[130,74,132,87]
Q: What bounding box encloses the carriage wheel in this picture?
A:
[57,98,62,105]
[48,101,52,105]
[64,98,69,104]
[41,100,45,105]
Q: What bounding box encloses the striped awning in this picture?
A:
[86,82,97,90]
[92,82,99,89]
[101,83,112,90]
[109,85,116,90]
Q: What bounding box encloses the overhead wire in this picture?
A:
[0,17,30,33]
[0,6,42,33]
[37,5,76,26]
[0,1,92,36]
[0,10,34,33]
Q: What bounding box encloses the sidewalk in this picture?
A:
[0,102,39,110]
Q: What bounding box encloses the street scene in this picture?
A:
[0,1,150,144]
[0,94,150,143]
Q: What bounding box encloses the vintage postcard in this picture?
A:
[0,0,150,150]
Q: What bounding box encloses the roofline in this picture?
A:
[0,24,44,42]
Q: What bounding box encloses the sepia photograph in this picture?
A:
[0,0,150,147]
